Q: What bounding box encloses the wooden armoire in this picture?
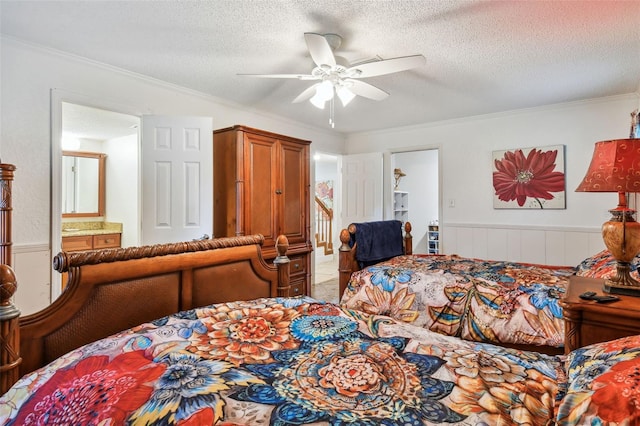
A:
[213,125,312,296]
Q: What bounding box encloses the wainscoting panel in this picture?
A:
[12,244,51,316]
[486,228,508,261]
[471,227,488,260]
[521,230,546,264]
[443,224,605,267]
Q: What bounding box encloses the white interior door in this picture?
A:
[141,115,213,245]
[341,152,383,226]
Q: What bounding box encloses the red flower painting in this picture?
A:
[492,146,565,209]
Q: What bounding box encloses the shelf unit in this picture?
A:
[393,191,409,223]
[428,225,439,254]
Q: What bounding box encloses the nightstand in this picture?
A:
[561,275,640,353]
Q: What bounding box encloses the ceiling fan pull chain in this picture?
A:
[329,96,335,128]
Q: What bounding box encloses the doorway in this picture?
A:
[312,152,340,303]
[390,149,440,254]
[51,92,142,300]
[62,102,141,246]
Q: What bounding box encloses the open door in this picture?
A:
[141,115,213,245]
[341,152,383,226]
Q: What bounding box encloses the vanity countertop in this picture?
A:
[62,221,122,238]
[62,228,121,237]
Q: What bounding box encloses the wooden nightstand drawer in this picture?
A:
[61,235,93,252]
[93,233,121,249]
[561,275,640,353]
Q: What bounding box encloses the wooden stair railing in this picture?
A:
[314,196,334,256]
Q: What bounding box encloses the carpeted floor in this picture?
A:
[312,255,340,303]
[312,277,339,304]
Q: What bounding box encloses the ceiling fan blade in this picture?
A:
[348,55,426,78]
[304,33,336,68]
[237,73,317,80]
[292,83,320,103]
[345,79,389,101]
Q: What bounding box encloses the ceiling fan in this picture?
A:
[240,33,426,112]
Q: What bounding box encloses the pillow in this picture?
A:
[556,334,640,425]
[574,249,640,280]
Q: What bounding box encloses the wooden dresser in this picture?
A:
[561,275,640,353]
[61,233,121,252]
[213,125,312,296]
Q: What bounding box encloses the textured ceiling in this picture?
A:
[2,0,639,135]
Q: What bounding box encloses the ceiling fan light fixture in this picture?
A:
[310,80,334,109]
[336,86,355,107]
[309,92,326,109]
[317,80,335,101]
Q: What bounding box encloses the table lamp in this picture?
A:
[576,139,640,295]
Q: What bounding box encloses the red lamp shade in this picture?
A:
[576,139,640,295]
[576,139,640,194]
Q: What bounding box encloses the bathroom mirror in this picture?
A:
[61,151,106,217]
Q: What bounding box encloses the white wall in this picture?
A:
[104,134,139,247]
[1,36,345,313]
[346,94,640,264]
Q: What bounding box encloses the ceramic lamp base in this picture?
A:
[604,284,640,296]
[601,209,640,296]
[603,261,640,295]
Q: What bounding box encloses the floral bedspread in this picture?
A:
[340,254,575,348]
[575,248,640,280]
[0,296,564,425]
[556,334,640,425]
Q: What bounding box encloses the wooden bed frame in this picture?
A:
[0,163,293,393]
[338,221,413,297]
[336,220,563,356]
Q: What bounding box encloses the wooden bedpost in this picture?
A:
[404,221,413,255]
[0,264,20,394]
[0,163,19,394]
[0,163,16,266]
[274,235,291,297]
[338,227,357,299]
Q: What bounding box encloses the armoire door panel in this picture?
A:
[279,140,308,245]
[245,135,278,246]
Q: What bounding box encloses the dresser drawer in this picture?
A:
[61,235,93,252]
[289,280,305,297]
[93,233,121,249]
[288,255,307,277]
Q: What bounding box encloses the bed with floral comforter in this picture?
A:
[340,254,575,349]
[3,295,640,425]
[1,296,565,425]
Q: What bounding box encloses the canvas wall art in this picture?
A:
[315,180,334,208]
[492,145,566,209]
